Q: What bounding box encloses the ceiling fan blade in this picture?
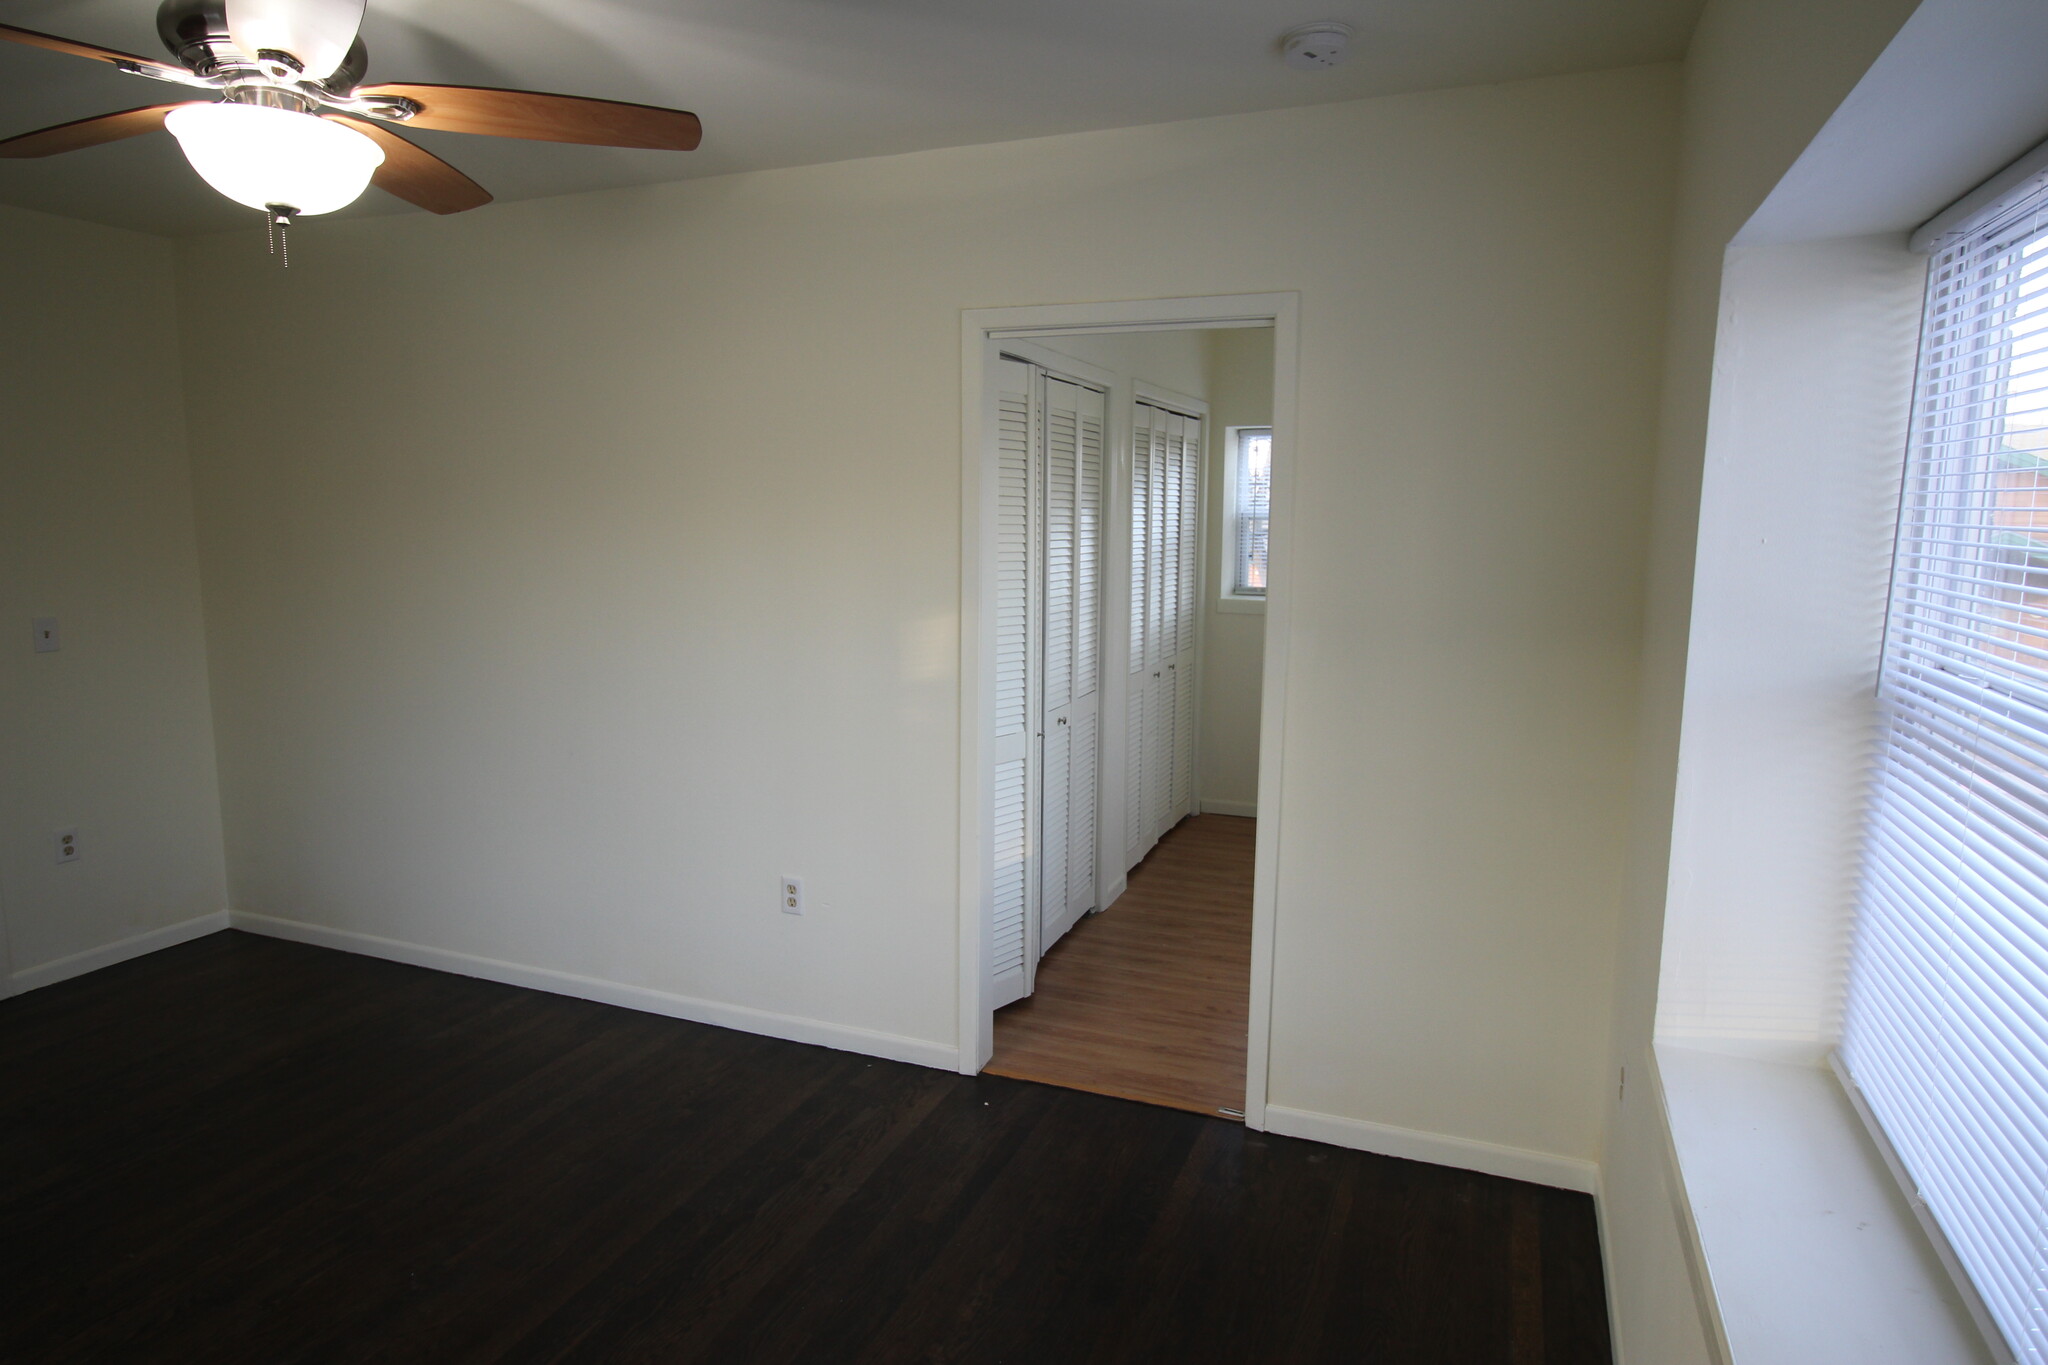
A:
[355,84,701,151]
[323,113,491,214]
[0,103,199,159]
[226,0,364,81]
[0,21,187,80]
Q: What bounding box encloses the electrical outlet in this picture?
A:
[780,875,803,915]
[54,827,79,864]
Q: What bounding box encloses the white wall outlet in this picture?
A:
[54,827,79,864]
[780,875,803,915]
[32,617,58,653]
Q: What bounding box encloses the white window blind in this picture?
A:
[1841,177,2048,1365]
[1231,426,1271,597]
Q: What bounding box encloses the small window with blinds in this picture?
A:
[1223,426,1271,606]
[1841,166,2048,1364]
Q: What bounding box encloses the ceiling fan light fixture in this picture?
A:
[223,0,367,81]
[165,100,382,214]
[2,6,702,230]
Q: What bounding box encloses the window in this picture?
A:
[1222,426,1270,608]
[1840,169,2048,1364]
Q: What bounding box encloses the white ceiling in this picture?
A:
[0,0,1705,236]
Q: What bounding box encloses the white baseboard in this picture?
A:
[1595,1168,1627,1365]
[8,910,230,996]
[228,911,960,1072]
[1196,798,1258,818]
[1263,1103,1599,1193]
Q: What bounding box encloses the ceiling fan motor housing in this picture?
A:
[156,0,234,75]
[155,0,368,95]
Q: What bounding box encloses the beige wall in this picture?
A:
[177,63,1676,1159]
[1198,327,1271,815]
[1036,330,1208,399]
[0,203,227,988]
[1655,234,1922,1056]
[1598,0,1924,1358]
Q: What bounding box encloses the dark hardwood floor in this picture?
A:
[0,931,1612,1363]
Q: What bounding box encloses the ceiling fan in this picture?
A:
[0,0,701,233]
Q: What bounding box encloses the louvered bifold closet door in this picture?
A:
[1840,189,2048,1363]
[988,358,1037,1010]
[1126,402,1203,861]
[1040,377,1104,952]
[1170,414,1201,819]
[1145,408,1178,841]
[1128,404,1159,867]
[1071,389,1105,930]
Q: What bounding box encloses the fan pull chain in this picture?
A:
[265,205,296,268]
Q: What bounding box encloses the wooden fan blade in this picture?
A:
[355,83,701,151]
[323,113,491,214]
[0,21,186,80]
[0,103,198,159]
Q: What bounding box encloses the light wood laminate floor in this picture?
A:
[987,814,1255,1118]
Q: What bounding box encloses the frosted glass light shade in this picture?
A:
[165,103,383,215]
[226,0,367,80]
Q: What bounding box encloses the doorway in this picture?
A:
[988,811,1257,1115]
[956,296,1297,1129]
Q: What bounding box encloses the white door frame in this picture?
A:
[957,292,1299,1132]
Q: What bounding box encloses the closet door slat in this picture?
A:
[1077,408,1103,700]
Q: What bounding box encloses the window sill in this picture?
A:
[1216,596,1266,615]
[1653,1042,1993,1365]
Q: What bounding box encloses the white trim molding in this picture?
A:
[1132,380,1209,421]
[231,911,960,1072]
[1197,798,1258,818]
[1263,1104,1601,1194]
[7,910,229,996]
[1593,1170,1631,1365]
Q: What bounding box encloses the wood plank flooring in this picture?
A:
[989,813,1254,1117]
[0,930,1612,1363]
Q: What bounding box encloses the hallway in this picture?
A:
[987,814,1254,1117]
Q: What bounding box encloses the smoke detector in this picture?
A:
[1279,22,1355,71]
